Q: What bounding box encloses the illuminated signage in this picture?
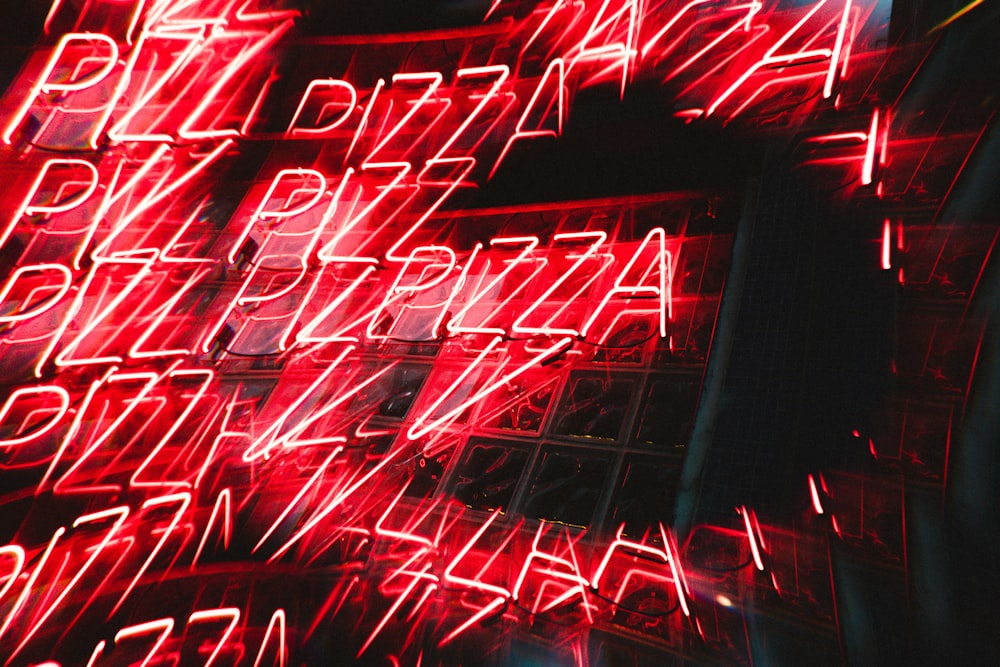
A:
[0,0,901,664]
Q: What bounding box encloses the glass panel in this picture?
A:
[403,447,454,499]
[606,454,682,533]
[520,447,614,527]
[348,363,430,420]
[551,374,635,441]
[635,375,700,451]
[477,374,557,434]
[450,440,530,512]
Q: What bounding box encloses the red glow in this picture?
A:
[881,218,892,270]
[861,108,878,185]
[808,474,825,514]
[0,0,919,663]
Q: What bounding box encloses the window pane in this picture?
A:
[606,454,682,533]
[520,447,614,527]
[635,376,700,451]
[551,374,635,441]
[450,440,530,512]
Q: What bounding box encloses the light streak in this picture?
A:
[252,446,344,553]
[240,345,354,461]
[808,474,825,514]
[662,3,764,82]
[443,509,514,600]
[374,486,439,549]
[0,545,25,608]
[861,108,878,185]
[739,505,765,571]
[268,448,402,562]
[881,218,892,270]
[406,335,574,440]
[568,0,641,97]
[640,0,714,58]
[438,596,506,646]
[823,0,852,98]
[705,0,832,117]
[248,360,397,457]
[928,0,986,34]
[659,523,692,617]
[358,563,433,657]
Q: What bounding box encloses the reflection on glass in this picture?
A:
[552,375,633,440]
[480,378,556,433]
[451,441,530,512]
[607,454,681,533]
[348,364,430,419]
[636,376,700,450]
[521,448,613,527]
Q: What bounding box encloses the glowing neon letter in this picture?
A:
[511,231,607,337]
[580,227,671,339]
[489,58,564,179]
[252,609,287,667]
[0,264,73,325]
[366,245,457,341]
[226,168,328,265]
[2,33,118,145]
[590,523,690,616]
[287,79,358,137]
[2,160,98,251]
[445,236,540,336]
[187,607,241,667]
[0,385,70,448]
[113,618,175,667]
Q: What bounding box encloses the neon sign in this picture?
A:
[0,0,921,664]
